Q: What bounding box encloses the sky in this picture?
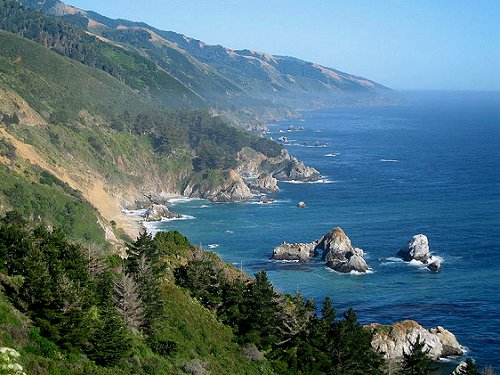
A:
[68,0,500,91]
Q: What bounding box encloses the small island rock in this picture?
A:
[317,227,370,273]
[427,259,441,272]
[271,242,317,262]
[398,234,431,263]
[297,201,307,208]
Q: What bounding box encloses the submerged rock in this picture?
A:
[271,242,317,262]
[427,259,441,272]
[369,320,463,360]
[259,195,275,204]
[144,204,180,222]
[317,227,370,273]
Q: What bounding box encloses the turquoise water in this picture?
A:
[150,91,500,368]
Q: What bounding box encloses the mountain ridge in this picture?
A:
[19,0,395,128]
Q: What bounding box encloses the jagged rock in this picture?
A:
[236,147,267,177]
[254,173,279,192]
[317,227,370,273]
[271,242,317,262]
[398,234,431,263]
[266,149,320,182]
[369,320,443,360]
[430,326,463,357]
[183,170,253,202]
[369,320,463,360]
[144,204,180,222]
[297,201,307,208]
[427,259,441,272]
[452,362,467,375]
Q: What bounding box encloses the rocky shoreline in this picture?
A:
[369,320,464,361]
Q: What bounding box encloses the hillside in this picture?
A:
[18,0,396,127]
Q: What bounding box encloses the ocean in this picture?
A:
[146,91,500,369]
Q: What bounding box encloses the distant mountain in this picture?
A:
[17,0,395,125]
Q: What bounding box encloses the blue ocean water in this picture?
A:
[151,91,500,368]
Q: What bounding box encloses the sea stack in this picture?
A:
[397,234,441,272]
[317,227,370,273]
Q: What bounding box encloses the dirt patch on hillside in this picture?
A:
[0,127,141,239]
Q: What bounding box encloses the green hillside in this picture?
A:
[0,0,205,109]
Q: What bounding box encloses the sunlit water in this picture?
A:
[147,91,500,369]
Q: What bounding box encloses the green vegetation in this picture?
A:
[0,0,203,109]
[400,336,436,375]
[0,164,105,245]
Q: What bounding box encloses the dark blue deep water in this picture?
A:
[151,91,500,368]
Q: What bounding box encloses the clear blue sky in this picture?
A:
[69,0,500,90]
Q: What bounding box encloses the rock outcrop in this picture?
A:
[183,169,253,202]
[398,234,431,262]
[267,150,320,182]
[236,147,268,178]
[255,173,279,192]
[317,227,370,273]
[397,234,441,271]
[272,227,370,273]
[368,320,463,361]
[271,242,317,262]
[429,326,463,357]
[144,204,180,222]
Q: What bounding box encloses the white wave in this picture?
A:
[325,267,374,275]
[225,230,234,234]
[208,244,219,249]
[282,179,335,184]
[380,159,400,162]
[324,153,337,157]
[249,199,288,205]
[288,143,329,148]
[142,214,195,235]
[272,259,301,263]
[199,205,210,208]
[160,214,195,222]
[168,197,204,204]
[122,208,147,216]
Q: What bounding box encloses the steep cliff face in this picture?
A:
[183,169,253,202]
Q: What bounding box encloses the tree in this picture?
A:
[329,308,384,374]
[455,358,481,375]
[113,270,144,333]
[400,335,435,375]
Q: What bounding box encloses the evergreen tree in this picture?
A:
[113,271,144,333]
[330,308,384,374]
[455,358,481,375]
[241,271,278,349]
[400,335,435,375]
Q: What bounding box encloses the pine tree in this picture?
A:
[455,358,481,375]
[400,335,435,375]
[113,270,144,333]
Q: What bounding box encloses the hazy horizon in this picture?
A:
[68,0,500,91]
